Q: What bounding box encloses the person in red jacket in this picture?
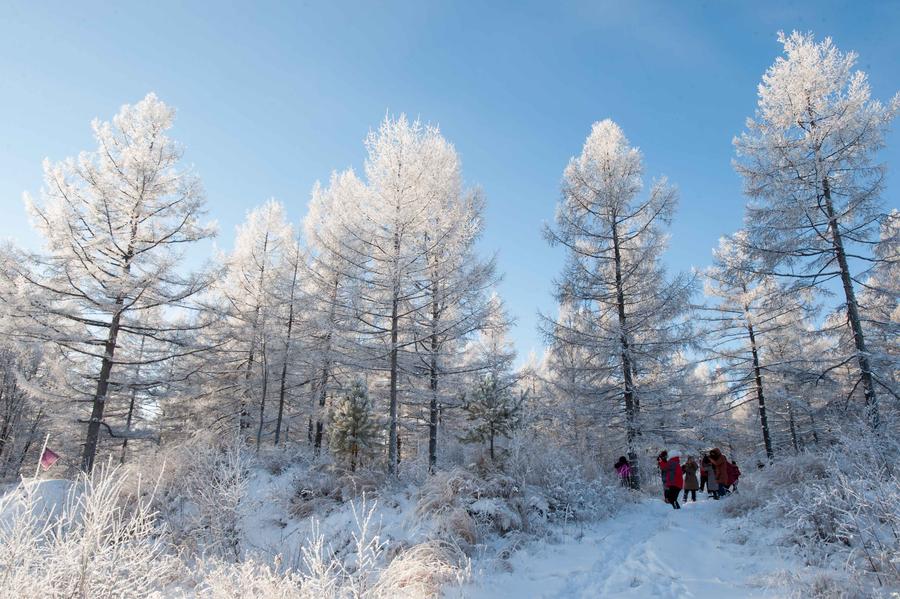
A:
[662,449,684,509]
[657,450,670,503]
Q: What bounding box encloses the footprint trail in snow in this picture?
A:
[452,496,783,599]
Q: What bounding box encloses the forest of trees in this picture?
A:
[0,31,896,488]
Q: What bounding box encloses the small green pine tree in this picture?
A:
[329,380,379,471]
[461,375,522,460]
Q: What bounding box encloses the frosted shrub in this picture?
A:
[507,436,628,522]
[183,436,252,560]
[724,430,900,594]
[197,495,466,599]
[136,433,253,560]
[199,558,306,599]
[0,464,182,598]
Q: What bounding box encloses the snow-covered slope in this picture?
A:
[452,497,787,599]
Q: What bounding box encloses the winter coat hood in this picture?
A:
[710,451,729,484]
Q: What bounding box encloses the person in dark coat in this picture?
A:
[682,456,700,502]
[613,456,633,488]
[663,450,684,510]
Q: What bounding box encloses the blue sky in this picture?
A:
[1,1,898,361]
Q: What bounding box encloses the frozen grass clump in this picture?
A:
[370,539,470,598]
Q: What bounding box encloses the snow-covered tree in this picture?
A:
[303,170,367,452]
[215,200,294,443]
[734,31,899,430]
[856,210,899,402]
[7,93,216,471]
[461,374,522,460]
[701,230,812,460]
[329,380,379,471]
[354,116,460,473]
[271,234,307,446]
[413,187,500,472]
[0,343,45,479]
[542,120,693,488]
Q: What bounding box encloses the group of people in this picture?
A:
[657,448,740,509]
[612,448,742,510]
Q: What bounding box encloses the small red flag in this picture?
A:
[40,447,60,471]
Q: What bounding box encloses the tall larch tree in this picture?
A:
[543,120,693,488]
[217,199,294,442]
[8,94,215,471]
[303,170,367,452]
[353,116,459,474]
[414,188,499,472]
[702,231,810,460]
[734,31,899,430]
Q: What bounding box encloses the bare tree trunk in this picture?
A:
[0,395,11,466]
[428,343,439,473]
[275,252,300,445]
[745,311,774,460]
[809,409,820,445]
[82,301,124,472]
[120,333,146,464]
[15,409,43,477]
[822,177,880,430]
[787,401,800,455]
[388,228,401,475]
[256,343,268,450]
[489,425,495,461]
[428,292,439,473]
[314,279,338,453]
[241,349,255,433]
[612,220,640,489]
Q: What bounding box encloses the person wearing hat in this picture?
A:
[662,449,684,509]
[682,455,700,502]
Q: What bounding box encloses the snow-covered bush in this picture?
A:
[723,429,900,595]
[125,431,253,560]
[415,440,628,553]
[199,495,467,599]
[0,463,182,598]
[506,435,629,522]
[198,558,308,599]
[183,435,252,560]
[416,467,484,547]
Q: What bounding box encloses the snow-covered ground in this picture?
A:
[452,495,786,599]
